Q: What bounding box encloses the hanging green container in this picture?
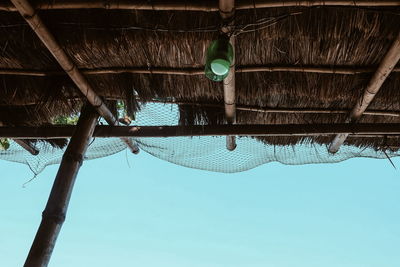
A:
[205,36,234,82]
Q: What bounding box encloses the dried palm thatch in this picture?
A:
[1,4,400,150]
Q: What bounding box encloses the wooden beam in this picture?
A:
[0,121,39,155]
[10,0,139,154]
[1,96,400,117]
[236,66,400,75]
[1,0,399,12]
[0,65,400,77]
[13,139,39,155]
[236,0,400,9]
[3,66,400,77]
[1,124,400,139]
[149,100,400,117]
[329,33,400,153]
[24,105,99,267]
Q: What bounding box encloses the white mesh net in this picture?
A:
[1,103,398,174]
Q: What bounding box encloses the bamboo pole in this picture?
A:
[24,105,99,267]
[329,33,400,153]
[1,123,400,139]
[2,96,400,117]
[236,66,400,75]
[237,0,400,9]
[220,0,237,151]
[13,139,39,155]
[1,0,399,12]
[149,100,400,117]
[3,66,400,77]
[10,0,139,154]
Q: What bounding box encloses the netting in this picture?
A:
[1,103,399,174]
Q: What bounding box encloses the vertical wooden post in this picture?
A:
[24,105,99,267]
[220,0,237,151]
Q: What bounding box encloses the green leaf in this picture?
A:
[0,139,10,151]
[53,115,79,125]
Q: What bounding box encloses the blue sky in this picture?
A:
[1,151,400,267]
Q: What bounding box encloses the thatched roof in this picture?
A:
[1,2,400,150]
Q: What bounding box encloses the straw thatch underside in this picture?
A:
[1,5,400,149]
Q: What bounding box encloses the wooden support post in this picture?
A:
[220,0,237,151]
[10,0,139,154]
[24,105,99,267]
[329,33,400,153]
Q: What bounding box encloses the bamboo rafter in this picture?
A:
[1,97,399,117]
[149,100,400,117]
[10,0,140,154]
[329,33,400,153]
[1,0,400,12]
[3,65,399,77]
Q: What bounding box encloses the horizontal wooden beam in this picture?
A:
[1,66,400,77]
[1,123,400,139]
[150,100,400,117]
[1,0,399,12]
[0,121,39,155]
[1,97,399,117]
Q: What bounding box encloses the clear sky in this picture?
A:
[1,151,400,267]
